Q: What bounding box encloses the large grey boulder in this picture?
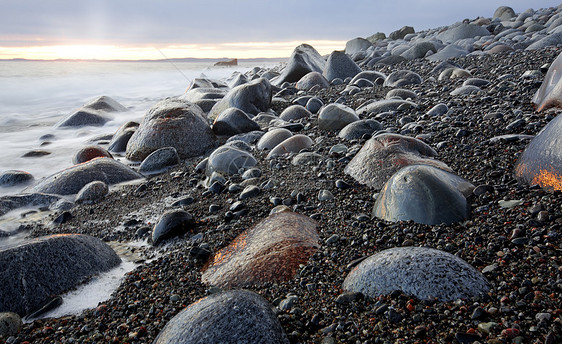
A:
[436,24,490,44]
[154,290,289,344]
[56,96,127,128]
[272,44,326,86]
[532,50,562,112]
[206,145,257,175]
[0,234,121,316]
[126,99,216,161]
[526,32,562,50]
[400,41,437,60]
[212,107,261,136]
[295,72,330,91]
[323,51,362,82]
[345,37,373,55]
[373,164,474,225]
[343,247,490,301]
[30,157,143,195]
[209,78,272,120]
[318,103,359,131]
[257,128,293,150]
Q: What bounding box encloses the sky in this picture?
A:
[0,0,560,60]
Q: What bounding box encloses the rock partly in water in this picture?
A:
[318,103,360,131]
[0,234,120,316]
[343,247,490,301]
[107,121,139,153]
[532,51,562,111]
[0,170,34,188]
[206,145,257,175]
[75,181,109,204]
[272,44,326,86]
[30,157,143,195]
[139,147,180,175]
[154,290,289,344]
[373,164,474,225]
[55,96,127,128]
[152,209,196,245]
[126,99,216,161]
[72,146,113,164]
[202,211,318,287]
[212,107,261,136]
[0,193,65,217]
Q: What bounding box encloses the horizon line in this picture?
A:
[0,56,290,63]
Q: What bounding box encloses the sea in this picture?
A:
[0,59,280,320]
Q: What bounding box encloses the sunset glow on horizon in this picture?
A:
[0,40,346,60]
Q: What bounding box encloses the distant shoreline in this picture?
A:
[0,57,289,63]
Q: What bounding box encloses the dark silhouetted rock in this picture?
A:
[153,290,289,344]
[367,32,386,43]
[202,212,318,287]
[206,145,257,175]
[257,128,293,150]
[383,70,422,87]
[389,26,415,40]
[212,107,261,136]
[267,134,313,158]
[323,51,362,82]
[107,121,139,153]
[152,209,195,245]
[345,133,451,189]
[272,44,326,86]
[0,170,34,188]
[343,247,490,301]
[209,78,272,120]
[0,234,120,316]
[0,312,22,337]
[30,157,143,195]
[72,146,113,164]
[126,99,216,161]
[318,103,359,131]
[139,147,180,174]
[296,72,330,91]
[532,51,562,111]
[373,164,474,225]
[75,181,108,204]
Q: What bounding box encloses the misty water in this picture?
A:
[0,59,277,319]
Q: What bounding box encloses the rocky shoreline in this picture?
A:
[2,5,562,344]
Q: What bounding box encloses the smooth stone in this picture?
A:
[72,146,113,165]
[318,189,334,201]
[345,133,450,189]
[225,139,252,152]
[493,6,516,20]
[296,72,330,91]
[139,147,180,174]
[400,41,437,60]
[206,145,257,175]
[257,128,293,150]
[267,135,313,159]
[55,96,126,127]
[21,150,50,158]
[322,51,362,82]
[239,185,260,200]
[279,105,312,121]
[227,73,248,88]
[153,290,289,344]
[389,26,414,40]
[318,103,359,131]
[526,32,562,50]
[426,44,469,61]
[292,152,323,166]
[357,99,417,115]
[343,247,490,301]
[532,51,562,111]
[226,130,264,145]
[242,168,261,180]
[439,67,471,80]
[306,97,324,114]
[436,23,490,44]
[383,70,422,87]
[179,87,227,103]
[463,78,490,88]
[187,78,227,89]
[367,32,386,42]
[450,85,482,96]
[202,212,318,287]
[75,181,108,204]
[386,88,417,100]
[349,71,387,85]
[0,234,120,316]
[0,193,64,217]
[208,78,272,120]
[338,119,383,140]
[0,170,34,187]
[373,165,474,225]
[107,121,139,153]
[152,210,195,245]
[30,158,143,195]
[172,195,195,207]
[272,44,326,86]
[0,312,22,337]
[427,103,449,117]
[212,107,260,136]
[126,99,216,161]
[352,78,374,88]
[345,37,373,55]
[374,55,407,66]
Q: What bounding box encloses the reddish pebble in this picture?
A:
[501,327,520,338]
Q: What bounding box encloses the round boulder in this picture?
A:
[153,290,289,344]
[257,128,293,150]
[206,145,257,175]
[72,146,113,164]
[267,134,313,159]
[383,70,422,87]
[532,51,562,111]
[209,78,272,120]
[152,209,196,245]
[279,105,312,121]
[75,181,109,204]
[139,147,180,175]
[322,51,362,82]
[296,72,330,91]
[318,103,359,131]
[212,107,260,136]
[0,170,34,188]
[343,247,490,301]
[338,119,383,140]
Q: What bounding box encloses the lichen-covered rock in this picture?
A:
[126,99,216,161]
[202,212,318,287]
[0,234,120,316]
[209,78,272,120]
[153,290,289,344]
[343,247,490,301]
[0,312,22,337]
[373,164,474,225]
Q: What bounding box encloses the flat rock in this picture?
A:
[383,70,422,87]
[296,72,330,91]
[436,23,490,44]
[0,193,64,217]
[212,107,260,136]
[126,98,216,161]
[272,44,326,86]
[532,51,562,111]
[72,146,113,164]
[202,212,318,287]
[322,51,362,82]
[75,181,108,204]
[344,133,451,189]
[356,99,417,115]
[318,103,359,131]
[257,128,293,150]
[279,105,312,121]
[139,147,180,174]
[0,234,120,316]
[373,164,474,225]
[209,78,272,120]
[30,157,143,195]
[343,247,490,301]
[154,290,289,344]
[0,170,34,188]
[206,145,257,175]
[267,134,313,158]
[338,119,383,140]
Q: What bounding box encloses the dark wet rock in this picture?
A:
[153,290,289,344]
[343,247,490,301]
[21,150,51,158]
[81,95,128,113]
[30,158,143,195]
[0,170,34,188]
[139,147,180,174]
[75,181,109,204]
[383,70,422,87]
[532,51,562,111]
[206,145,257,175]
[356,99,417,116]
[239,185,260,200]
[338,119,383,140]
[373,164,474,225]
[257,128,293,150]
[322,51,362,82]
[0,312,22,337]
[345,133,451,189]
[179,87,227,113]
[386,88,417,100]
[296,72,330,91]
[55,96,127,128]
[152,209,195,245]
[279,105,312,121]
[345,37,373,55]
[212,107,261,136]
[436,24,490,44]
[107,121,139,153]
[228,73,248,88]
[514,110,562,191]
[0,234,120,316]
[400,42,437,60]
[267,135,313,158]
[209,78,272,120]
[202,211,318,287]
[389,26,414,40]
[0,193,64,217]
[272,44,326,86]
[72,146,113,164]
[318,103,359,131]
[126,99,216,161]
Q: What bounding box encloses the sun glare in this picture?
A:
[0,40,346,60]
